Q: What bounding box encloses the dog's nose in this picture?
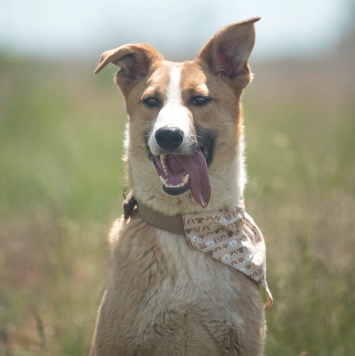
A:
[155,127,184,151]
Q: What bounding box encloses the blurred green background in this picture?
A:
[1,1,355,355]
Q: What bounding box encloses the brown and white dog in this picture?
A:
[92,17,269,355]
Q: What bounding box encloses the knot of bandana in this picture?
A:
[182,199,273,308]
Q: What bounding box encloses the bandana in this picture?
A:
[182,199,273,308]
[123,192,273,308]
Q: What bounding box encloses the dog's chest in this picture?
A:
[149,230,243,322]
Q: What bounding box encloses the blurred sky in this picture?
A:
[0,0,354,61]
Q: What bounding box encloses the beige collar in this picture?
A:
[123,192,273,308]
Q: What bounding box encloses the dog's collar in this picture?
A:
[123,189,184,234]
[138,202,185,234]
[123,191,273,308]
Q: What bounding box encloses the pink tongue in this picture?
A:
[175,151,211,208]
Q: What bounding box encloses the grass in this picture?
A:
[0,52,354,355]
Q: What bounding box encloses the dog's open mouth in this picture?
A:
[152,145,212,208]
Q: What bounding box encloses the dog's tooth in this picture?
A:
[159,176,168,186]
[183,174,189,185]
[160,154,168,173]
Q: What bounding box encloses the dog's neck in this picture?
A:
[122,188,273,309]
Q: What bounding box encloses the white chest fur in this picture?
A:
[149,230,245,326]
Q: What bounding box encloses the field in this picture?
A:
[0,50,354,355]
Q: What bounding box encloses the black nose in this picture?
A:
[155,127,184,151]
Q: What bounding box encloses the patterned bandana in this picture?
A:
[182,199,273,308]
[123,191,273,308]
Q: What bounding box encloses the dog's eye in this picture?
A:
[143,97,160,108]
[192,96,211,106]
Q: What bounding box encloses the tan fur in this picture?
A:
[92,17,266,355]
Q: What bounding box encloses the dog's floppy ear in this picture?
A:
[93,43,164,79]
[197,17,260,89]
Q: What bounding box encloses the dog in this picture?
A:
[91,17,272,355]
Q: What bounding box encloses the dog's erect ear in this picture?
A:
[93,43,164,79]
[197,17,260,89]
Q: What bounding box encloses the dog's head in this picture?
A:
[95,17,260,215]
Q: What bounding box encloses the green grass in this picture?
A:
[0,54,354,355]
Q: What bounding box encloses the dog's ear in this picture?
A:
[197,17,260,89]
[94,43,164,79]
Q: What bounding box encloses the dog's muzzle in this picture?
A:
[148,126,213,209]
